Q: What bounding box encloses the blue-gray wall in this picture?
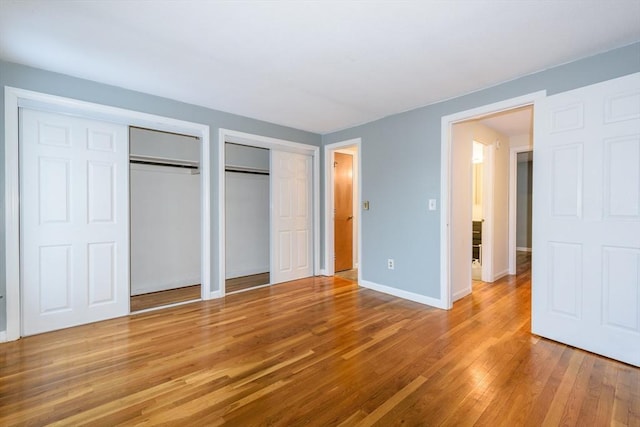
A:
[322,42,640,299]
[0,60,321,332]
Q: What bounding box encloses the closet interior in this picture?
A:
[225,142,270,293]
[129,127,202,311]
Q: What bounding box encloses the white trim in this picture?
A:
[218,130,226,296]
[480,142,495,283]
[3,86,212,341]
[509,146,534,274]
[218,128,321,296]
[4,88,20,341]
[360,280,448,309]
[209,290,222,299]
[324,138,362,279]
[516,246,533,253]
[226,283,272,295]
[0,331,6,342]
[222,128,318,154]
[452,288,472,302]
[199,128,211,306]
[130,281,202,296]
[131,299,201,315]
[493,269,510,281]
[439,119,451,309]
[440,91,546,310]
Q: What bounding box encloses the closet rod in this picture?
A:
[130,159,199,170]
[130,154,199,170]
[225,165,269,176]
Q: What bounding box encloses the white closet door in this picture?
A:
[532,72,640,366]
[20,109,129,335]
[271,150,313,284]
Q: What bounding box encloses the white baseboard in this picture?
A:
[225,267,269,280]
[493,269,510,281]
[0,330,6,343]
[319,268,329,276]
[359,279,447,309]
[209,290,222,299]
[452,287,471,302]
[225,283,271,295]
[516,247,532,252]
[131,298,201,314]
[131,279,201,296]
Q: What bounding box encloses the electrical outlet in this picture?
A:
[387,258,394,270]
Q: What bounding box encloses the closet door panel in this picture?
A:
[20,109,129,335]
[271,150,313,284]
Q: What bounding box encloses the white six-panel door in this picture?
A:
[270,150,313,284]
[449,122,473,301]
[20,109,129,336]
[532,72,640,366]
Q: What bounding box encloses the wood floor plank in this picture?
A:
[1,257,639,426]
[130,284,201,312]
[356,375,427,426]
[226,272,270,293]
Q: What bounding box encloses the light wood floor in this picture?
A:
[335,268,358,282]
[130,285,201,312]
[226,272,270,293]
[130,272,271,312]
[516,250,532,274]
[1,265,638,425]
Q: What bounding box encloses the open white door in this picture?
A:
[20,109,129,335]
[271,150,313,284]
[532,72,640,367]
[450,122,473,301]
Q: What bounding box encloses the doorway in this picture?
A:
[218,129,320,296]
[129,127,203,312]
[334,150,355,279]
[450,107,533,301]
[441,93,541,309]
[324,139,361,281]
[224,142,271,293]
[509,146,534,274]
[471,140,494,283]
[449,121,497,301]
[514,151,533,273]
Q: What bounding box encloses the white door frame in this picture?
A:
[218,128,320,296]
[440,91,545,309]
[480,142,495,283]
[508,146,534,274]
[323,138,362,278]
[3,87,212,342]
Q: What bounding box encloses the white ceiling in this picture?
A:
[1,1,639,134]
